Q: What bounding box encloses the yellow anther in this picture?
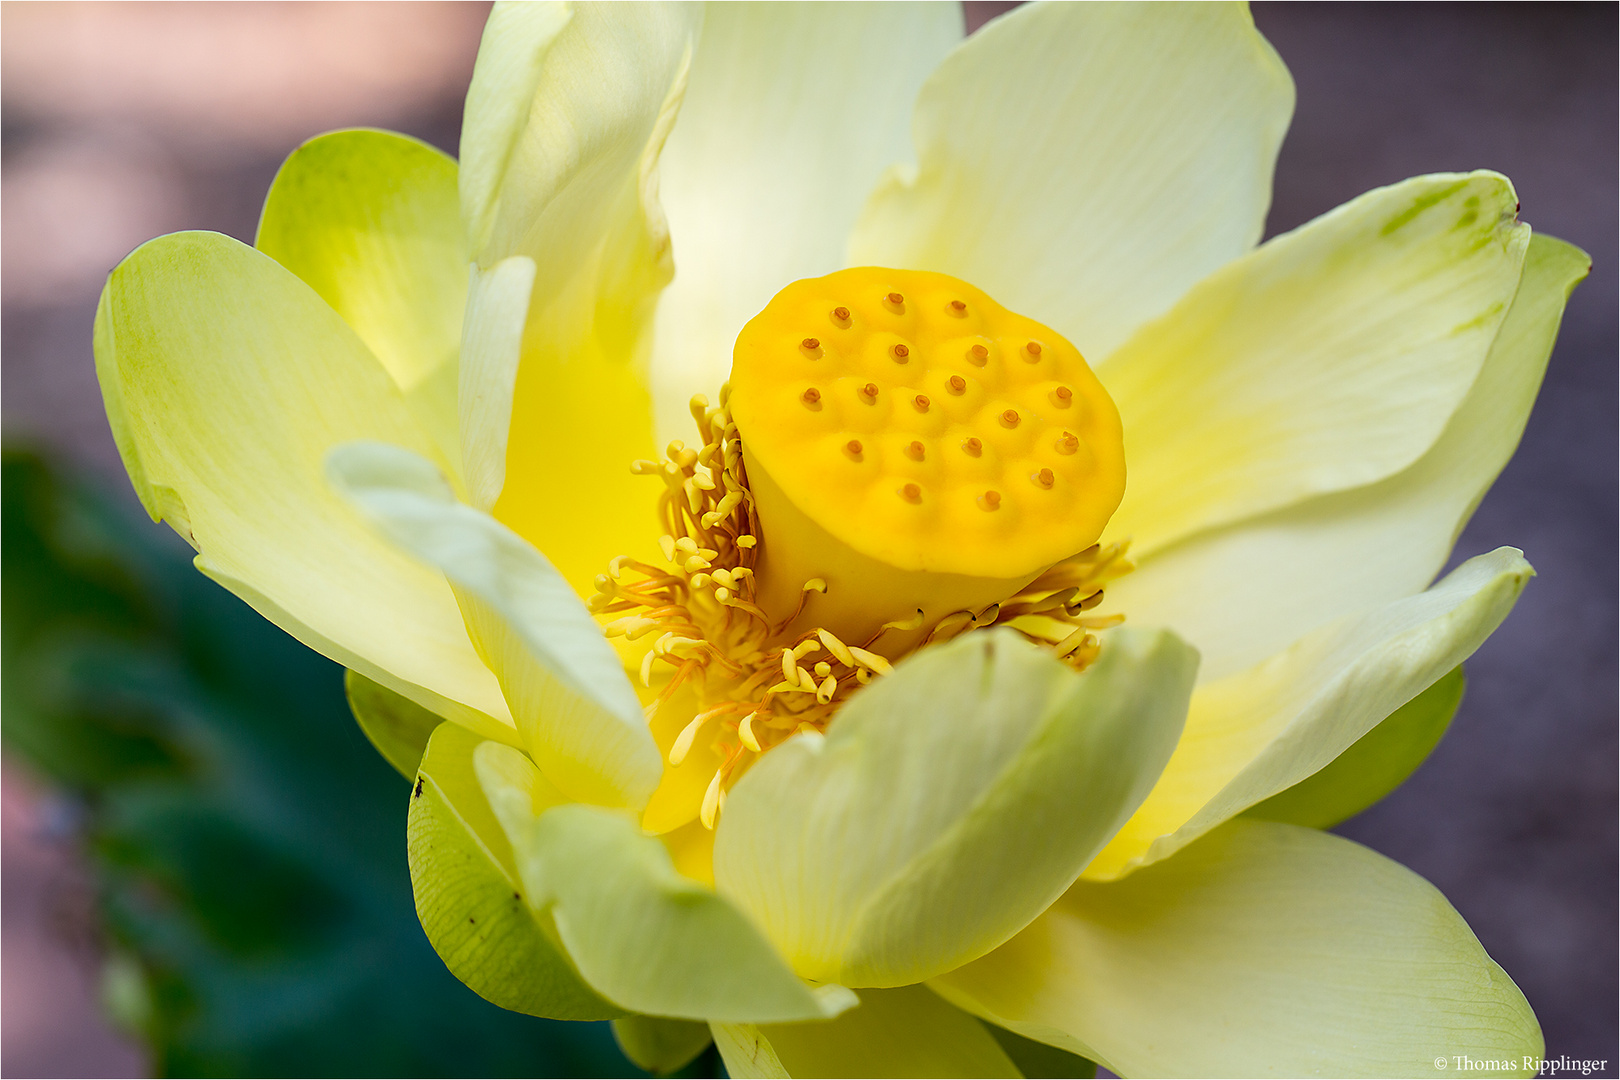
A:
[803,578,827,594]
[689,393,710,428]
[847,647,893,675]
[700,770,724,829]
[882,609,926,632]
[816,675,838,704]
[907,441,925,461]
[737,535,757,548]
[816,628,857,667]
[792,639,822,660]
[639,649,657,687]
[658,534,677,562]
[814,661,832,678]
[669,713,707,766]
[683,554,712,573]
[979,490,1002,511]
[739,714,762,752]
[631,458,661,475]
[690,573,712,590]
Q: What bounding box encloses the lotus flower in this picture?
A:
[93,2,1587,1076]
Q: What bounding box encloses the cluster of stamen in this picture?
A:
[589,387,1134,829]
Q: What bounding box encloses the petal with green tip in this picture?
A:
[327,440,660,809]
[255,128,466,473]
[612,1016,713,1075]
[92,230,511,740]
[1101,172,1529,561]
[934,819,1541,1079]
[1088,548,1532,880]
[407,723,619,1020]
[1245,666,1463,829]
[1102,232,1589,683]
[476,742,853,1024]
[715,627,1196,988]
[713,985,1019,1079]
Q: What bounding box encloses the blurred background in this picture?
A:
[2,2,1614,1076]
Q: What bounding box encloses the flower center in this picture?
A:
[591,268,1129,833]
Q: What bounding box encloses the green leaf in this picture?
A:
[410,723,623,1020]
[1,445,642,1075]
[1245,666,1463,828]
[345,668,446,781]
[612,1016,713,1075]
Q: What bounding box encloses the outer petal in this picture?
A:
[461,1,702,591]
[476,742,855,1024]
[459,255,537,511]
[612,1016,713,1076]
[407,723,620,1020]
[1103,233,1590,681]
[933,820,1541,1079]
[1245,666,1463,830]
[715,627,1196,987]
[345,668,446,781]
[1101,172,1530,559]
[850,1,1293,361]
[1086,548,1531,881]
[255,129,466,474]
[713,986,1019,1080]
[328,440,660,810]
[93,231,509,735]
[648,2,960,440]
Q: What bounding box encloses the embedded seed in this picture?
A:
[948,375,967,394]
[802,387,821,405]
[978,490,1002,511]
[914,394,930,411]
[900,483,921,502]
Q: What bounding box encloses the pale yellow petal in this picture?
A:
[1104,232,1589,682]
[459,255,536,511]
[1102,172,1529,559]
[714,986,1019,1079]
[94,231,510,736]
[1086,548,1531,880]
[934,820,1541,1078]
[851,1,1293,360]
[649,1,960,440]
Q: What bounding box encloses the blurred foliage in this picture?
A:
[1,445,667,1077]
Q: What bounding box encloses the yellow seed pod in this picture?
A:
[729,267,1125,582]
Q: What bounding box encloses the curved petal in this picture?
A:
[933,819,1541,1079]
[713,985,1019,1080]
[345,668,446,781]
[612,1016,713,1076]
[93,230,509,735]
[255,128,467,474]
[459,255,536,511]
[1103,233,1589,681]
[328,440,661,810]
[462,1,702,591]
[1102,172,1530,560]
[475,742,855,1024]
[850,1,1294,361]
[1086,548,1531,881]
[715,627,1196,988]
[407,723,621,1020]
[649,1,961,440]
[1245,666,1463,830]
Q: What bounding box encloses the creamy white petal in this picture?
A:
[649,1,960,441]
[851,1,1293,360]
[935,819,1541,1079]
[1086,548,1531,880]
[1105,233,1588,682]
[1101,172,1529,560]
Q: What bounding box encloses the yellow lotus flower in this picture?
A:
[93,3,1588,1076]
